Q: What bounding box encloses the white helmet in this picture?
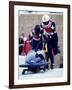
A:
[42,14,50,22]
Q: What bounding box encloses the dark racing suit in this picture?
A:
[40,20,59,69]
[29,25,43,52]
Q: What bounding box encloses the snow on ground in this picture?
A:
[18,56,63,80]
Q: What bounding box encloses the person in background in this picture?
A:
[19,33,25,55]
[22,36,32,55]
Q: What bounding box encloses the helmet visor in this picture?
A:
[43,21,49,25]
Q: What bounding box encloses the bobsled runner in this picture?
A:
[19,50,48,74]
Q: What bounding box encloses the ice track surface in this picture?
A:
[19,56,63,79]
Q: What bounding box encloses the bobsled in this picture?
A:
[19,50,48,74]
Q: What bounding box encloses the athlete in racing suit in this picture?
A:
[40,15,60,69]
[29,25,43,52]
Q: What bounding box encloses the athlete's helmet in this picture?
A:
[42,14,50,22]
[34,25,40,34]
